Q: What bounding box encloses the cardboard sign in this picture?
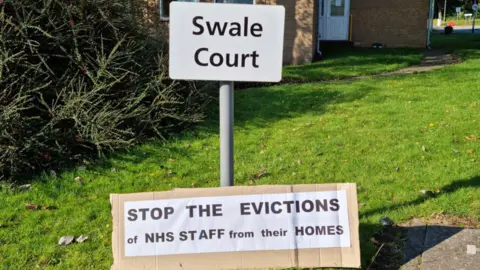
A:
[110,184,361,269]
[168,2,285,82]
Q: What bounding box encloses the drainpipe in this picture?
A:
[427,0,435,49]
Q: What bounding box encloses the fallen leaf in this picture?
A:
[74,176,83,184]
[167,170,173,176]
[253,169,267,179]
[465,135,477,141]
[306,122,312,127]
[110,168,118,172]
[248,179,254,185]
[168,158,176,163]
[297,160,302,165]
[58,236,75,246]
[429,123,434,127]
[467,149,473,154]
[191,183,196,188]
[395,167,400,172]
[452,148,460,153]
[358,202,365,207]
[185,144,191,148]
[82,159,90,165]
[421,145,426,152]
[26,203,39,210]
[76,235,88,243]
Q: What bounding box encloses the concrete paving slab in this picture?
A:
[421,227,480,270]
[401,219,427,270]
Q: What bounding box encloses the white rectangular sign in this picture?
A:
[169,2,285,82]
[124,190,351,257]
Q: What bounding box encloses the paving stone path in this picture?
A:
[401,219,480,270]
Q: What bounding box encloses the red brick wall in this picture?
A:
[350,0,429,48]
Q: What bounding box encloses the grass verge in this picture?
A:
[0,35,479,270]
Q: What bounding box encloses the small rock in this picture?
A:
[58,236,75,246]
[19,184,32,191]
[421,145,427,152]
[379,216,393,227]
[76,235,88,243]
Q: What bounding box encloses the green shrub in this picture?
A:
[0,0,211,180]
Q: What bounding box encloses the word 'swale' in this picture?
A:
[193,16,263,37]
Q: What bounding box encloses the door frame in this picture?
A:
[318,0,351,41]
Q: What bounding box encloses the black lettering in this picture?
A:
[271,201,282,214]
[240,203,251,215]
[295,201,301,212]
[212,204,223,216]
[229,22,241,36]
[188,230,196,240]
[329,199,340,211]
[302,200,314,212]
[265,202,270,214]
[194,48,208,66]
[295,226,304,236]
[251,51,259,68]
[210,53,223,67]
[199,230,208,240]
[305,226,314,235]
[315,199,328,211]
[167,232,174,242]
[150,208,162,220]
[251,202,263,214]
[192,16,204,35]
[179,231,187,241]
[145,233,154,243]
[226,54,238,67]
[336,225,344,235]
[127,209,137,221]
[251,23,263,37]
[241,54,250,67]
[186,205,197,218]
[243,17,249,36]
[165,207,174,219]
[207,21,228,36]
[139,208,149,220]
[283,201,294,213]
[315,226,326,235]
[327,226,335,235]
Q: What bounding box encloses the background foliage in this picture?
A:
[0,0,211,180]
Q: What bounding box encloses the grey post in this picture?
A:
[220,81,234,187]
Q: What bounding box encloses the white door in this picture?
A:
[322,0,350,40]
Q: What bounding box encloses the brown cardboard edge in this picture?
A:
[110,183,361,269]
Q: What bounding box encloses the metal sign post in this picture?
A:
[169,1,285,188]
[473,2,478,33]
[219,81,234,187]
[215,0,255,187]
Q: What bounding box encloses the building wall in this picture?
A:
[257,0,316,65]
[350,0,429,48]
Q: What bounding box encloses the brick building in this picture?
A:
[159,0,430,65]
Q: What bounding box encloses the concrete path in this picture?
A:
[401,219,480,270]
[433,25,480,34]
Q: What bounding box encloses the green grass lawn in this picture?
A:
[283,48,424,81]
[1,35,479,270]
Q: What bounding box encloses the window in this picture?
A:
[160,0,198,20]
[330,0,345,17]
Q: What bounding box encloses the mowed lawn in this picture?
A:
[0,35,479,270]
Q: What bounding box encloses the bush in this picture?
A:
[0,0,211,180]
